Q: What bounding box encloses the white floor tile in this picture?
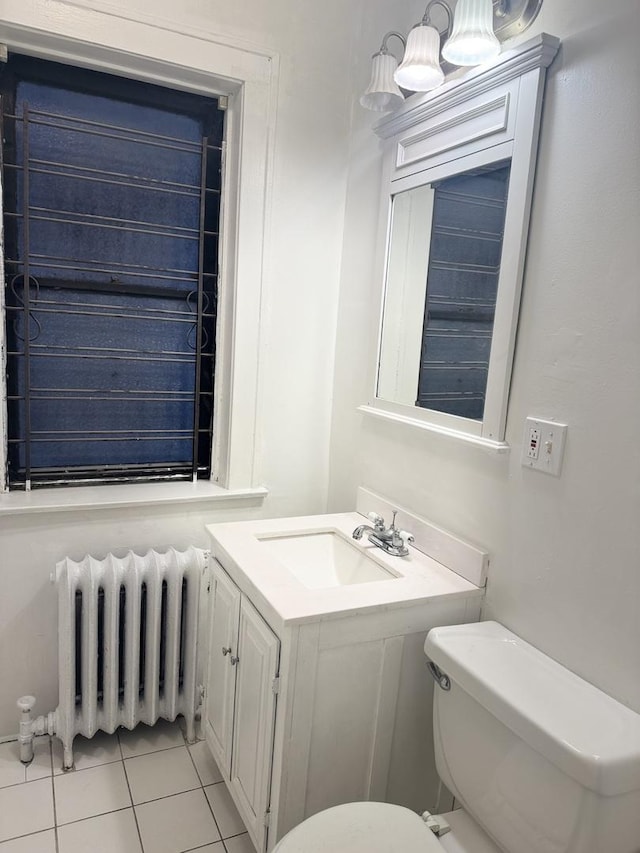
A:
[118,720,185,759]
[204,783,247,839]
[189,845,224,852]
[0,778,54,843]
[0,742,26,789]
[0,829,56,853]
[135,789,221,853]
[224,833,256,853]
[187,740,223,786]
[125,745,200,804]
[57,808,142,853]
[53,730,122,774]
[54,761,131,825]
[25,738,53,782]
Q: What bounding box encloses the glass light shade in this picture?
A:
[360,52,405,112]
[442,0,500,66]
[394,24,444,92]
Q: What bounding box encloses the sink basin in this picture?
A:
[257,531,399,590]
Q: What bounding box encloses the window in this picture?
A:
[1,56,224,489]
[416,161,510,420]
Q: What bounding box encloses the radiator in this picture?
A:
[54,546,207,769]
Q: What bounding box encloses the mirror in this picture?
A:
[377,159,511,422]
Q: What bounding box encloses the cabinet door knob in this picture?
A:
[222,646,232,656]
[230,655,240,666]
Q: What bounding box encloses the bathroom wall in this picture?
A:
[330,0,640,713]
[0,0,402,736]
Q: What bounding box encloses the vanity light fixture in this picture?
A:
[394,2,452,92]
[360,32,406,112]
[442,0,500,65]
[361,0,543,110]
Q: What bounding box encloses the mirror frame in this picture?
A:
[361,34,560,450]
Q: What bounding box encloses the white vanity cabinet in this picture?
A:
[204,510,486,852]
[205,562,279,853]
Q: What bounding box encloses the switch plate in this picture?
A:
[522,418,567,476]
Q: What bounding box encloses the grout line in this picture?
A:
[187,745,227,847]
[184,738,208,789]
[181,842,226,853]
[201,783,224,843]
[122,759,145,853]
[121,742,189,762]
[53,805,134,830]
[132,784,203,808]
[49,739,60,853]
[0,828,57,848]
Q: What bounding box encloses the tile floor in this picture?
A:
[0,720,255,853]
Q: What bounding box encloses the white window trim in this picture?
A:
[0,0,277,503]
[363,34,560,448]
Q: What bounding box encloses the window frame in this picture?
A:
[360,35,560,451]
[0,7,277,497]
[1,56,224,489]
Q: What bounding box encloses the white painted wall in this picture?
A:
[0,0,388,735]
[1,0,637,781]
[330,0,640,715]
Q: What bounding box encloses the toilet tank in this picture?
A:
[425,622,640,853]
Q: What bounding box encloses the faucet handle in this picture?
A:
[367,512,385,530]
[398,530,415,546]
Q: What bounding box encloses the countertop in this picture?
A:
[206,512,484,630]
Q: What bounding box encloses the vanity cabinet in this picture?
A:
[205,562,280,852]
[204,511,486,852]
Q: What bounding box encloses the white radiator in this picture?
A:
[54,546,207,769]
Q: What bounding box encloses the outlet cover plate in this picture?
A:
[522,418,567,476]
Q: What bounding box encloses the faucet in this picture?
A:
[352,510,414,557]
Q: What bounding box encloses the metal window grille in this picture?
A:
[1,56,224,489]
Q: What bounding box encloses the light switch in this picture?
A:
[522,418,567,476]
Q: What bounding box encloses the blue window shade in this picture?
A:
[2,56,223,488]
[417,162,510,420]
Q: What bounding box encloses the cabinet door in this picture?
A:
[231,596,280,852]
[205,562,241,776]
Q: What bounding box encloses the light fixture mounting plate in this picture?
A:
[493,0,543,42]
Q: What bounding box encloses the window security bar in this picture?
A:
[2,61,222,489]
[421,363,489,370]
[4,160,220,199]
[429,259,501,274]
[6,260,215,289]
[435,189,506,209]
[6,302,215,324]
[6,207,219,241]
[433,224,504,242]
[5,108,222,155]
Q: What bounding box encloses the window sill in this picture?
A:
[358,404,510,453]
[0,480,269,517]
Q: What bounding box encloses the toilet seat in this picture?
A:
[273,802,443,853]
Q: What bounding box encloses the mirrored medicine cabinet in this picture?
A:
[362,34,560,449]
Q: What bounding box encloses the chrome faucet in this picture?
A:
[352,510,414,557]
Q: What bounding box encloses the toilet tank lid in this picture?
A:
[425,621,640,797]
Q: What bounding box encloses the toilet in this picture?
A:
[273,621,640,853]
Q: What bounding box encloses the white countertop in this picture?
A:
[206,512,484,630]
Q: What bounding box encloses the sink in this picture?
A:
[257,531,400,590]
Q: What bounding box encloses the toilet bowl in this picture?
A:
[272,621,640,853]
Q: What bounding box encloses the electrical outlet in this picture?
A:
[522,418,567,476]
[527,427,540,459]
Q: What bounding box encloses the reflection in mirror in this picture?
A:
[378,160,511,421]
